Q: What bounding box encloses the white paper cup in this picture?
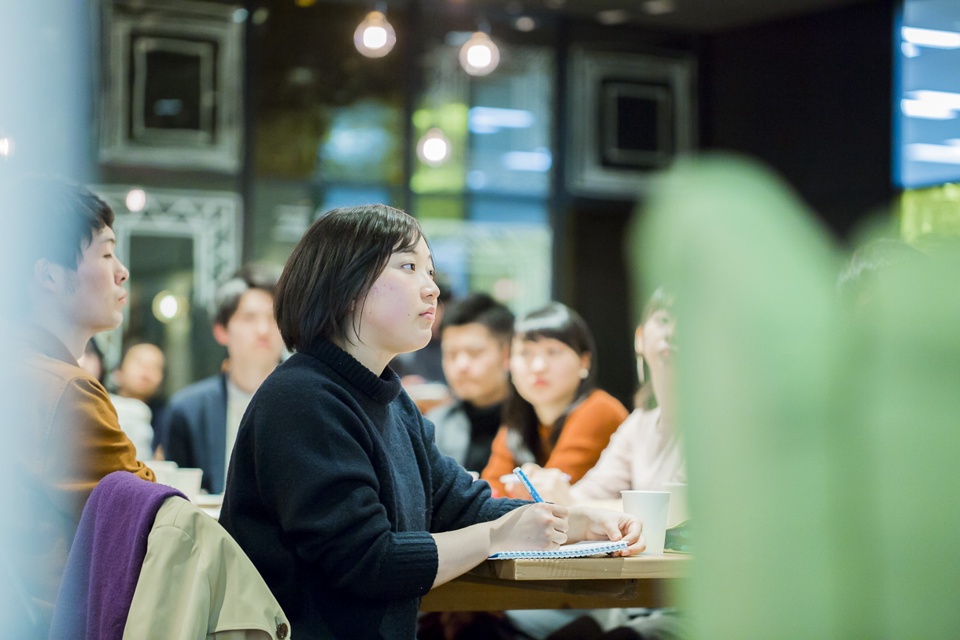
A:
[147,461,179,487]
[663,482,689,528]
[167,467,203,498]
[147,460,178,471]
[621,490,670,554]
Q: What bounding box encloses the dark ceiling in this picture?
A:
[467,0,875,32]
[269,0,878,33]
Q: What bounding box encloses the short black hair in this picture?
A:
[4,175,115,315]
[440,293,514,345]
[274,204,426,352]
[21,176,115,270]
[213,263,281,327]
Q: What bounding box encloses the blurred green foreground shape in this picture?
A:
[635,154,960,639]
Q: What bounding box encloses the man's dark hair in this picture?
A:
[213,263,281,327]
[4,176,115,315]
[440,293,514,345]
[21,176,115,270]
[274,204,426,352]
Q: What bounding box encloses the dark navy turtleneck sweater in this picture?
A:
[220,339,525,640]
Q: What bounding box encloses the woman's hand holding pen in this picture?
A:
[432,501,569,588]
[521,463,574,504]
[488,503,569,556]
[500,463,574,502]
[493,466,642,556]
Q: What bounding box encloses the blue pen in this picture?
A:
[513,466,544,503]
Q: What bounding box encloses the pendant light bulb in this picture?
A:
[459,31,500,76]
[417,128,452,166]
[354,10,396,58]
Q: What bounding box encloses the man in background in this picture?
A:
[426,293,514,474]
[110,342,165,460]
[5,177,154,631]
[163,264,284,494]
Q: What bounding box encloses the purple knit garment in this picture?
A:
[48,471,183,640]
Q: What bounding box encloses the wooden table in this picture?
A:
[420,553,690,612]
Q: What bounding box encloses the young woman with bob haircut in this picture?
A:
[218,204,645,640]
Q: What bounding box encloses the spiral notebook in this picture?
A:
[488,539,628,560]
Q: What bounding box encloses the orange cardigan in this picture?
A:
[480,389,629,496]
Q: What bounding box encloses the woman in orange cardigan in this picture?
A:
[481,303,628,498]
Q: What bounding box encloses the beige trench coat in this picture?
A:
[123,497,291,640]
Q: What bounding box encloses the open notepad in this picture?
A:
[488,539,628,560]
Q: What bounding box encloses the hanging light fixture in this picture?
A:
[125,188,147,212]
[459,23,500,76]
[417,127,452,166]
[152,290,189,323]
[354,4,397,58]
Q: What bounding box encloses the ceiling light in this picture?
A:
[252,8,269,25]
[502,150,552,172]
[909,90,960,108]
[597,9,630,25]
[468,107,535,134]
[514,16,536,32]
[354,9,397,58]
[417,128,452,166]
[902,90,960,120]
[902,26,960,49]
[908,142,960,165]
[0,136,13,158]
[643,0,675,15]
[287,67,315,87]
[901,99,954,120]
[125,188,147,212]
[152,291,189,323]
[459,31,500,76]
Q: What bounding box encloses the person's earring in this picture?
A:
[636,356,645,384]
[579,368,589,380]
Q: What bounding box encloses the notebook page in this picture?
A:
[488,539,628,560]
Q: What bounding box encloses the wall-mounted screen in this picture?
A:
[895,0,960,189]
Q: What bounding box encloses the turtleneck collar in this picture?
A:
[301,338,403,405]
